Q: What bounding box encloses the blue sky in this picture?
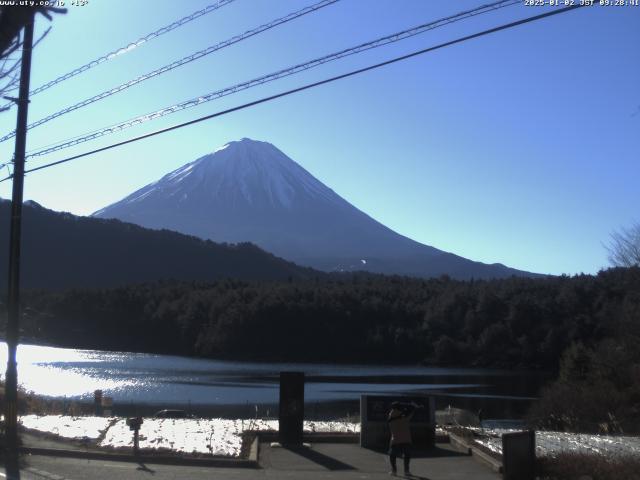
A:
[0,0,638,276]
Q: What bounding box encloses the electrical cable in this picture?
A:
[0,3,586,184]
[0,0,237,111]
[0,0,340,143]
[25,0,520,159]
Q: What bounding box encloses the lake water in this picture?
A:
[2,343,546,416]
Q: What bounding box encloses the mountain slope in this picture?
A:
[94,138,536,279]
[0,199,315,290]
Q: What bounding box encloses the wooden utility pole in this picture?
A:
[4,10,35,480]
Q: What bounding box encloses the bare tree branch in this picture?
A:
[607,222,640,267]
[33,25,51,49]
[0,6,66,108]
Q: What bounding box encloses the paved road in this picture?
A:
[12,443,499,480]
[15,457,252,480]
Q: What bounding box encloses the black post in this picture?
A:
[502,430,536,480]
[94,389,103,416]
[279,371,304,445]
[133,429,140,456]
[4,11,35,480]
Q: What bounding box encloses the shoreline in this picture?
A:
[24,394,533,421]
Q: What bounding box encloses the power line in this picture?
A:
[0,3,587,184]
[0,0,339,144]
[25,0,520,160]
[0,0,237,112]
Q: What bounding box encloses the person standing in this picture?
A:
[387,401,421,476]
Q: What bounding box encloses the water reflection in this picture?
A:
[0,342,546,408]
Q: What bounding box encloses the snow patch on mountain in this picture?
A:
[166,162,197,184]
[213,143,230,154]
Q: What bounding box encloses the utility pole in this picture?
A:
[4,10,35,480]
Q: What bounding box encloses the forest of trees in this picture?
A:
[16,266,639,372]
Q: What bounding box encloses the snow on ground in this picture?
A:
[22,415,638,459]
[471,427,640,458]
[19,415,360,457]
[100,418,360,456]
[19,415,113,440]
[100,418,244,456]
[303,420,360,434]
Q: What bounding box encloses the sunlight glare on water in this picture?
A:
[0,342,139,398]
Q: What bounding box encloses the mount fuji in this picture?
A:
[93,138,533,279]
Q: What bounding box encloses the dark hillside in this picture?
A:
[0,199,317,290]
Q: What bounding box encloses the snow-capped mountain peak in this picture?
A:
[100,138,339,213]
[93,138,533,279]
